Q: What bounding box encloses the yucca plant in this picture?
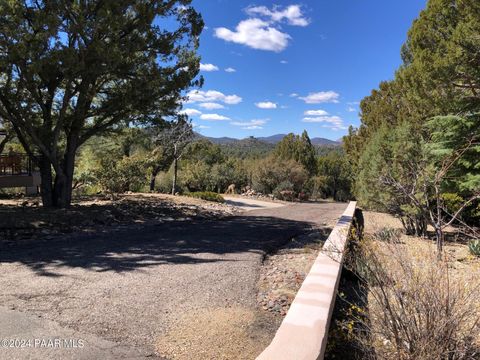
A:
[468,239,480,257]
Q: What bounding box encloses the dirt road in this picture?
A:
[0,200,347,359]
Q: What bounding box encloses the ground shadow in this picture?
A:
[0,215,315,276]
[223,200,265,208]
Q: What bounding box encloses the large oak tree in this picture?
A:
[0,0,203,207]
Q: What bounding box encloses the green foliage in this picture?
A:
[317,151,352,201]
[441,193,465,216]
[252,156,308,196]
[180,140,247,193]
[181,161,212,192]
[218,137,275,159]
[355,122,428,235]
[0,0,203,207]
[186,191,225,203]
[274,131,317,175]
[426,115,480,193]
[343,0,480,240]
[404,0,480,112]
[73,145,98,192]
[468,239,480,257]
[184,140,225,166]
[272,181,296,201]
[94,155,148,194]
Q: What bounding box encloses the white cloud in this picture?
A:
[289,93,299,97]
[179,108,202,117]
[299,91,340,104]
[225,67,236,73]
[198,102,225,110]
[255,101,277,109]
[214,5,309,52]
[200,63,219,72]
[304,109,329,116]
[231,119,267,130]
[347,106,357,112]
[192,123,210,129]
[302,115,347,130]
[280,60,288,64]
[200,113,231,121]
[187,90,242,105]
[214,18,290,52]
[246,5,310,27]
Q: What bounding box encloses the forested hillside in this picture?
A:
[71,128,350,202]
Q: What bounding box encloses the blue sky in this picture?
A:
[183,0,427,140]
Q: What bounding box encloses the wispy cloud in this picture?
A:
[231,119,267,130]
[304,109,329,116]
[192,122,210,129]
[187,90,242,105]
[347,106,357,112]
[280,60,288,64]
[225,67,236,73]
[198,102,225,110]
[255,101,277,109]
[302,115,346,130]
[179,108,202,117]
[199,63,219,72]
[246,5,310,27]
[299,91,340,104]
[200,113,231,121]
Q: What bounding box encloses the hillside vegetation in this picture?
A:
[344,0,480,253]
[69,129,350,203]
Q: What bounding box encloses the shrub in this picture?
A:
[374,227,403,242]
[468,239,480,257]
[252,156,308,195]
[94,155,148,194]
[186,191,225,203]
[345,237,480,359]
[181,161,213,192]
[273,181,295,201]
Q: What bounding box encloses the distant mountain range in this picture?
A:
[196,133,341,146]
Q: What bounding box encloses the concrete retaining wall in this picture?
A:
[257,201,357,360]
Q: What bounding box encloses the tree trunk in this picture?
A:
[150,166,161,192]
[38,156,54,207]
[52,173,70,208]
[171,157,178,195]
[38,145,77,208]
[435,186,443,260]
[436,226,444,260]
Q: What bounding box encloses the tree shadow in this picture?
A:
[0,215,315,277]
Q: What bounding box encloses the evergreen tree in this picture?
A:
[0,1,203,207]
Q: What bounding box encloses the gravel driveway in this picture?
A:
[0,200,347,359]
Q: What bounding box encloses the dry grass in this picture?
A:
[347,211,480,360]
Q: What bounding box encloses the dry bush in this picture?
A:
[346,230,480,360]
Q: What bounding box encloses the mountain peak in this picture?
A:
[195,133,341,146]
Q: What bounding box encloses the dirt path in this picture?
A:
[0,201,347,359]
[223,196,285,211]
